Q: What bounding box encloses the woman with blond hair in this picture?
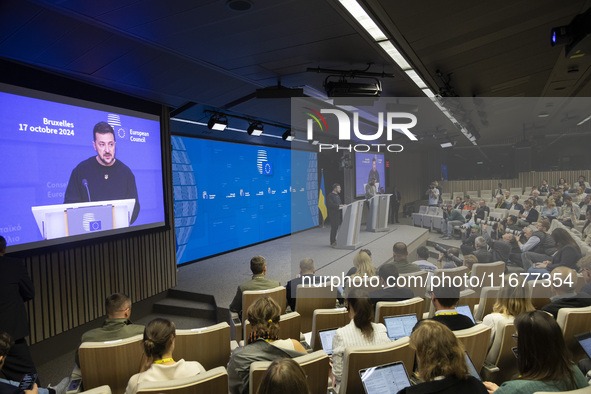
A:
[227,297,306,394]
[397,320,487,393]
[482,275,534,358]
[540,198,558,220]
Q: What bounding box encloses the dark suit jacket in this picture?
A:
[519,208,539,223]
[397,376,487,394]
[369,286,414,306]
[473,248,493,263]
[509,203,524,211]
[286,274,326,311]
[541,294,591,319]
[432,314,475,331]
[0,256,34,340]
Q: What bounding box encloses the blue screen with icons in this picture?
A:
[172,137,318,264]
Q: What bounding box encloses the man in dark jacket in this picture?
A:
[369,263,413,307]
[541,267,591,318]
[0,236,36,383]
[327,183,344,247]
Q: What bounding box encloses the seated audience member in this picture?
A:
[507,195,524,211]
[412,246,438,272]
[462,255,479,275]
[441,205,466,240]
[575,175,591,191]
[531,189,544,206]
[577,255,591,295]
[541,267,591,318]
[392,242,421,274]
[526,228,582,277]
[573,187,586,203]
[228,297,306,394]
[540,199,558,220]
[463,198,475,210]
[286,258,326,312]
[398,320,487,394]
[345,249,371,277]
[483,310,588,394]
[514,226,541,267]
[229,256,280,319]
[517,200,539,227]
[430,285,475,331]
[453,196,465,210]
[582,210,591,245]
[369,263,413,306]
[558,195,581,228]
[472,236,493,263]
[503,190,512,205]
[481,224,512,263]
[520,219,557,270]
[558,177,568,189]
[437,247,461,269]
[256,359,310,394]
[466,199,490,223]
[125,318,206,394]
[0,332,68,394]
[553,190,564,207]
[539,179,550,194]
[503,214,521,233]
[579,194,591,220]
[482,276,534,349]
[343,251,378,296]
[460,225,480,256]
[494,195,507,209]
[76,293,144,366]
[331,289,390,392]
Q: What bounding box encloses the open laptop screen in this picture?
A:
[456,305,475,324]
[465,351,481,380]
[318,328,337,355]
[575,332,591,359]
[360,361,411,394]
[383,314,418,341]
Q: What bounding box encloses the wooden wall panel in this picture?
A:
[441,170,591,197]
[22,107,176,345]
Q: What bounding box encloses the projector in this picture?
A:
[324,80,382,97]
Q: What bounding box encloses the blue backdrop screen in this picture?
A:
[172,137,318,265]
[0,84,165,252]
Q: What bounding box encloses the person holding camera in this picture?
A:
[435,246,461,269]
[441,205,466,240]
[426,182,440,207]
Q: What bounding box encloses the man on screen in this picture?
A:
[367,157,380,185]
[64,121,140,224]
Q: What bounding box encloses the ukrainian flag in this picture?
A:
[318,171,327,220]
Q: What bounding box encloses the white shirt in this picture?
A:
[412,259,437,272]
[332,320,390,391]
[125,359,206,394]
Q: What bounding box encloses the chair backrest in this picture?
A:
[486,321,518,384]
[418,205,428,214]
[136,366,228,394]
[441,193,451,200]
[474,287,500,322]
[481,190,492,199]
[295,285,337,332]
[80,386,112,394]
[310,308,349,351]
[375,297,424,324]
[340,337,415,394]
[174,323,231,370]
[249,351,330,394]
[467,191,478,198]
[398,271,429,298]
[470,262,505,298]
[527,279,554,309]
[427,206,439,215]
[453,192,464,200]
[242,286,287,322]
[79,334,144,394]
[244,312,301,343]
[510,188,522,195]
[454,323,492,372]
[556,305,591,362]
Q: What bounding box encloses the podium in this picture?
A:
[366,194,392,232]
[31,199,136,240]
[336,200,364,250]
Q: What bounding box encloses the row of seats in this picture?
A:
[442,188,541,201]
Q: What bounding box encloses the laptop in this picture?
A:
[360,361,411,394]
[318,328,337,355]
[456,305,476,324]
[575,331,591,358]
[383,314,418,340]
[464,351,481,380]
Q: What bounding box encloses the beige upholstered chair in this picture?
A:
[136,366,228,394]
[174,322,231,369]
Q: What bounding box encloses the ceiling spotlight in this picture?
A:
[282,129,295,141]
[440,142,453,148]
[247,122,264,136]
[207,115,228,131]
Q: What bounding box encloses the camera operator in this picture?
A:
[460,224,481,256]
[511,225,542,268]
[481,223,513,263]
[425,182,440,207]
[440,204,466,240]
[435,245,462,268]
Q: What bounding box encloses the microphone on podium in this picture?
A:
[82,179,91,202]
